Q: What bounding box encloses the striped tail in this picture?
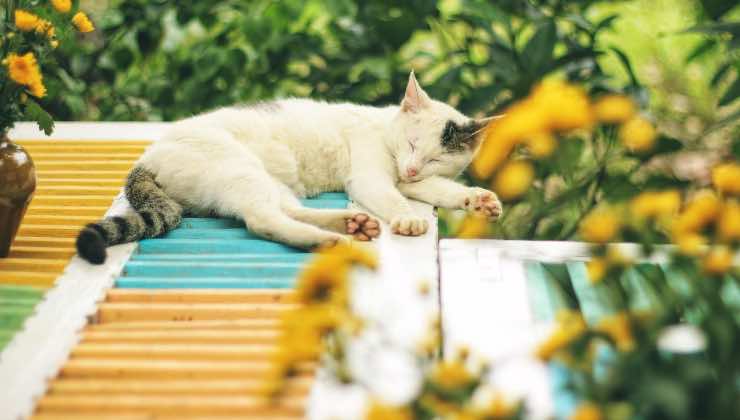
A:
[76,167,183,264]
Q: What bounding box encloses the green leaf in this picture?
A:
[24,99,54,136]
[602,175,640,201]
[522,19,556,76]
[609,46,640,87]
[698,0,739,20]
[685,39,718,63]
[719,76,740,106]
[710,62,732,87]
[594,14,619,34]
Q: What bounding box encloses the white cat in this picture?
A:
[76,72,502,264]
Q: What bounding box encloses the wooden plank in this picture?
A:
[70,343,279,360]
[57,359,312,379]
[9,247,76,259]
[115,277,297,289]
[88,319,281,331]
[30,153,142,160]
[34,162,136,171]
[105,289,294,304]
[122,261,301,278]
[47,378,311,396]
[0,271,57,288]
[12,236,76,247]
[39,179,125,187]
[0,258,69,273]
[30,196,116,207]
[35,171,130,179]
[35,394,304,416]
[18,225,86,238]
[22,215,97,225]
[96,303,296,323]
[36,186,122,195]
[82,330,282,344]
[24,206,109,217]
[130,253,309,263]
[137,239,301,255]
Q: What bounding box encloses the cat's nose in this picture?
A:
[406,167,418,178]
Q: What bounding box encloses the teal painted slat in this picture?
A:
[124,261,301,278]
[550,363,579,418]
[300,199,348,209]
[565,262,614,326]
[524,262,569,322]
[131,253,310,263]
[116,277,296,289]
[312,192,348,200]
[137,239,302,254]
[163,228,259,240]
[179,218,243,229]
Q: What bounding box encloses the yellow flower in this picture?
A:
[51,0,72,13]
[593,94,636,124]
[586,258,607,284]
[457,214,489,239]
[675,233,708,256]
[619,116,656,152]
[429,360,475,390]
[295,255,349,305]
[630,190,681,219]
[526,132,557,158]
[492,160,535,201]
[702,246,733,275]
[72,11,95,33]
[672,191,721,235]
[51,39,60,49]
[319,242,378,270]
[14,10,40,31]
[579,208,621,243]
[475,392,515,418]
[365,401,413,420]
[712,162,740,196]
[37,20,55,37]
[597,312,635,352]
[718,200,740,242]
[5,52,47,98]
[532,80,595,132]
[536,310,586,361]
[571,403,603,420]
[471,130,518,178]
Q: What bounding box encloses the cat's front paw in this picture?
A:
[463,187,503,220]
[390,214,429,236]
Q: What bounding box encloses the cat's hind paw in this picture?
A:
[391,214,429,236]
[345,213,381,241]
[463,187,503,220]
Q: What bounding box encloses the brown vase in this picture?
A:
[0,133,36,258]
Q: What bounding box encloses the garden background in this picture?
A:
[47,0,739,238]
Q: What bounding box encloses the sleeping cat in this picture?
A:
[76,72,503,264]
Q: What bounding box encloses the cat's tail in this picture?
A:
[76,166,183,265]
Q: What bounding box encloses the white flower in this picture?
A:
[657,324,706,354]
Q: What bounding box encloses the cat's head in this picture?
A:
[390,71,488,182]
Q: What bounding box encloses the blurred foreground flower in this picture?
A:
[619,116,656,152]
[712,162,740,196]
[579,208,621,243]
[492,160,534,201]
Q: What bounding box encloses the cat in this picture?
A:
[76,71,503,264]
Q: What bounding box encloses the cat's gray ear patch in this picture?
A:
[441,120,485,152]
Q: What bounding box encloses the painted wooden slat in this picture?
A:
[179,218,243,229]
[524,262,570,322]
[162,228,260,240]
[24,206,110,217]
[47,378,312,396]
[31,196,116,207]
[122,261,301,278]
[30,153,142,160]
[39,179,125,187]
[34,415,303,420]
[105,289,294,304]
[299,199,347,209]
[115,277,297,289]
[16,139,151,146]
[35,394,304,416]
[130,253,310,263]
[34,162,137,171]
[565,262,615,325]
[96,303,296,323]
[11,236,76,247]
[82,330,282,345]
[34,171,130,179]
[18,225,87,239]
[70,343,279,360]
[0,271,58,287]
[0,258,69,273]
[0,284,44,299]
[87,319,281,330]
[22,215,98,225]
[137,239,301,255]
[36,186,123,195]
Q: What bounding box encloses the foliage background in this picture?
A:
[43,0,739,239]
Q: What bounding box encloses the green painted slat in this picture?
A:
[524,262,569,322]
[0,285,44,299]
[565,262,614,326]
[0,298,39,309]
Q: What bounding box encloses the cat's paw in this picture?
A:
[463,188,503,220]
[345,213,381,241]
[391,214,429,236]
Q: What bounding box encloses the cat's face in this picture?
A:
[390,72,486,183]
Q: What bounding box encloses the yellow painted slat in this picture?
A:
[0,271,57,287]
[25,206,109,217]
[31,196,116,207]
[35,162,136,171]
[105,289,294,304]
[34,416,301,420]
[82,330,281,345]
[36,186,122,195]
[88,319,281,330]
[71,343,279,360]
[57,359,312,380]
[96,303,296,323]
[35,394,304,416]
[30,153,142,160]
[12,236,76,247]
[9,246,76,259]
[17,140,150,146]
[40,179,125,187]
[0,258,69,272]
[47,378,311,397]
[18,225,86,239]
[23,215,97,225]
[35,171,130,179]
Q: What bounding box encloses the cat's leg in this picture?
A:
[275,186,381,241]
[398,176,503,220]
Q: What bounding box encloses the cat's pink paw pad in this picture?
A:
[346,213,381,241]
[463,188,503,220]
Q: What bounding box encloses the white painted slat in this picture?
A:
[9,122,171,141]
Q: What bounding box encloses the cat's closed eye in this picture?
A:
[408,139,416,151]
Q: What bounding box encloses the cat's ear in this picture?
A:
[401,71,431,113]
